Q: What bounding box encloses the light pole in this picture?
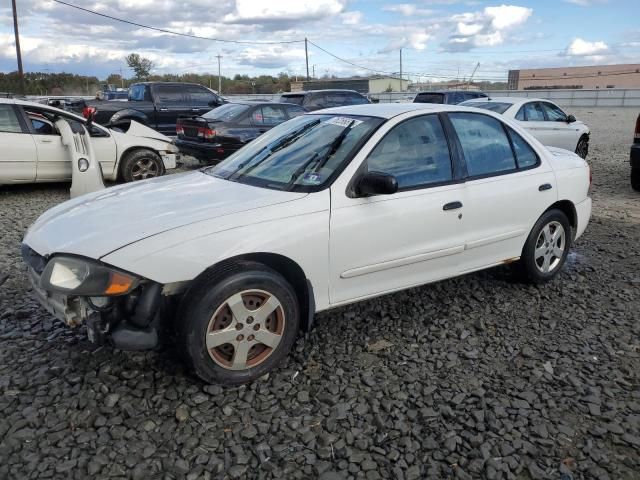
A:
[216,55,222,94]
[11,0,25,94]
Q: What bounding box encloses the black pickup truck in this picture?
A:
[77,82,225,135]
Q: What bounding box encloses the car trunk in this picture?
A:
[177,116,220,142]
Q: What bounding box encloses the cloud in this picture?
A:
[382,4,435,16]
[564,0,608,5]
[234,46,307,68]
[341,11,362,25]
[566,38,609,56]
[223,0,346,23]
[442,4,533,51]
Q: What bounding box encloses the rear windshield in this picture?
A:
[459,101,513,114]
[413,93,445,104]
[203,103,250,121]
[279,95,304,106]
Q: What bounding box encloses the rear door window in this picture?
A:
[154,85,185,104]
[285,105,306,118]
[280,95,304,106]
[0,105,24,133]
[129,85,147,101]
[347,93,369,105]
[447,92,465,104]
[523,102,546,121]
[260,105,288,126]
[414,93,444,104]
[449,112,517,177]
[304,94,327,110]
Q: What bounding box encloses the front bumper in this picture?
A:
[631,143,640,169]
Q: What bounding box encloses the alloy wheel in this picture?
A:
[534,221,566,274]
[206,289,285,371]
[131,158,159,180]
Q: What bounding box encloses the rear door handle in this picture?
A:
[159,108,169,112]
[39,138,53,143]
[539,183,553,191]
[443,201,463,211]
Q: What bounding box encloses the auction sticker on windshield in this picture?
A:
[325,117,363,128]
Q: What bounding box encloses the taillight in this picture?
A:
[634,114,640,143]
[197,127,216,140]
[176,121,184,135]
[82,106,96,119]
[589,164,592,191]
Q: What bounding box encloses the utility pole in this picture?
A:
[11,0,25,94]
[305,38,310,80]
[312,65,315,79]
[216,55,222,94]
[399,48,403,92]
[119,68,125,88]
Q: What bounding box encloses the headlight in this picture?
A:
[40,256,139,296]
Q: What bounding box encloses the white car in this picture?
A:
[0,98,179,185]
[22,103,592,385]
[459,97,590,159]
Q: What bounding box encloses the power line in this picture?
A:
[51,0,303,45]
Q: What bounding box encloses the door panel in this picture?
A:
[153,85,189,135]
[518,101,556,147]
[0,105,36,182]
[329,185,467,303]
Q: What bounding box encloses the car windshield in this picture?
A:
[203,103,250,121]
[206,114,383,192]
[460,101,513,114]
[279,95,304,106]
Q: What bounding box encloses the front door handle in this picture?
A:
[159,108,169,112]
[443,201,463,211]
[39,138,53,143]
[539,183,553,191]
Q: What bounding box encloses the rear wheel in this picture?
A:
[575,135,589,159]
[179,263,299,385]
[518,209,571,284]
[632,167,640,192]
[120,149,164,182]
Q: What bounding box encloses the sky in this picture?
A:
[1,0,639,82]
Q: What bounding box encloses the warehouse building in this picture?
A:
[508,64,640,90]
[290,75,409,93]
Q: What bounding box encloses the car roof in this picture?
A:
[308,102,473,119]
[0,97,88,122]
[229,101,303,107]
[415,90,486,94]
[461,96,552,107]
[281,89,363,95]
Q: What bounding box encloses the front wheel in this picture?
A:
[575,136,589,159]
[632,167,640,192]
[120,149,164,182]
[518,209,572,284]
[179,263,300,385]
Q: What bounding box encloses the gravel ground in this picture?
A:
[1,108,639,480]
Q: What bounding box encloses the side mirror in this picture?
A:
[209,100,219,108]
[567,114,576,123]
[355,171,398,197]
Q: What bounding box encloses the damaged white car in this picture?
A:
[22,104,592,385]
[0,98,178,184]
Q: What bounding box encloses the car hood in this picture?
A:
[24,171,307,260]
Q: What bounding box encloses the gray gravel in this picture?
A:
[1,107,639,479]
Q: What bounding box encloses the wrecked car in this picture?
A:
[23,103,592,385]
[1,98,178,184]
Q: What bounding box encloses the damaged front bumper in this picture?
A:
[22,244,169,351]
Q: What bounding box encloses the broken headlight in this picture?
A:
[40,256,139,296]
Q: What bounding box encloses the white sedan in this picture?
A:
[22,103,592,385]
[0,98,178,185]
[459,97,590,159]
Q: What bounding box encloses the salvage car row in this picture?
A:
[1,84,595,186]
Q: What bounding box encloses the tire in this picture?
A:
[575,135,589,159]
[518,209,572,284]
[178,262,300,385]
[120,149,164,182]
[632,167,640,192]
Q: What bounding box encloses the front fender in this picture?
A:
[100,191,331,310]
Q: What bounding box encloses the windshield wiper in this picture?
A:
[226,119,321,181]
[284,120,355,190]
